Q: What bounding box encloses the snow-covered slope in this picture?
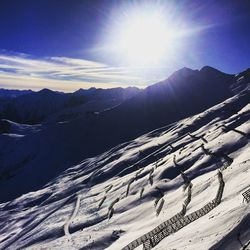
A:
[0,86,249,249]
[0,119,41,135]
[0,67,240,202]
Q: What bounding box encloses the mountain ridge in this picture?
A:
[0,66,248,202]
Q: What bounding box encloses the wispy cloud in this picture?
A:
[0,52,170,92]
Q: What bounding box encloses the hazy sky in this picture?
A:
[0,0,250,91]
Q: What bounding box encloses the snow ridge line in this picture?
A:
[64,195,81,236]
[122,171,225,250]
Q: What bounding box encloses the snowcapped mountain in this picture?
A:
[0,66,249,250]
[0,87,140,124]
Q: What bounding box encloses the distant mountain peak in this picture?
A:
[37,88,64,96]
[175,67,196,74]
[168,67,198,81]
[200,66,221,73]
[169,66,232,82]
[74,87,97,96]
[38,88,54,94]
[199,66,234,79]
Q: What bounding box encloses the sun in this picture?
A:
[102,3,205,67]
[119,15,172,64]
[110,8,176,65]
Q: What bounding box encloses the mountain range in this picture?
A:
[0,65,249,250]
[1,66,249,202]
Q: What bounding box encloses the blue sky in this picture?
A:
[0,0,250,91]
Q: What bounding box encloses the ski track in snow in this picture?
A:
[64,195,81,237]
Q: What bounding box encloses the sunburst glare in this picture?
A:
[105,3,187,66]
[102,2,212,68]
[116,12,174,64]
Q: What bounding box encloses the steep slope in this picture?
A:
[0,66,240,202]
[0,85,249,250]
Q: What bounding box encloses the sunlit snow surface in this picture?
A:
[1,91,250,250]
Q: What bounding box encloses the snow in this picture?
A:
[0,87,249,250]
